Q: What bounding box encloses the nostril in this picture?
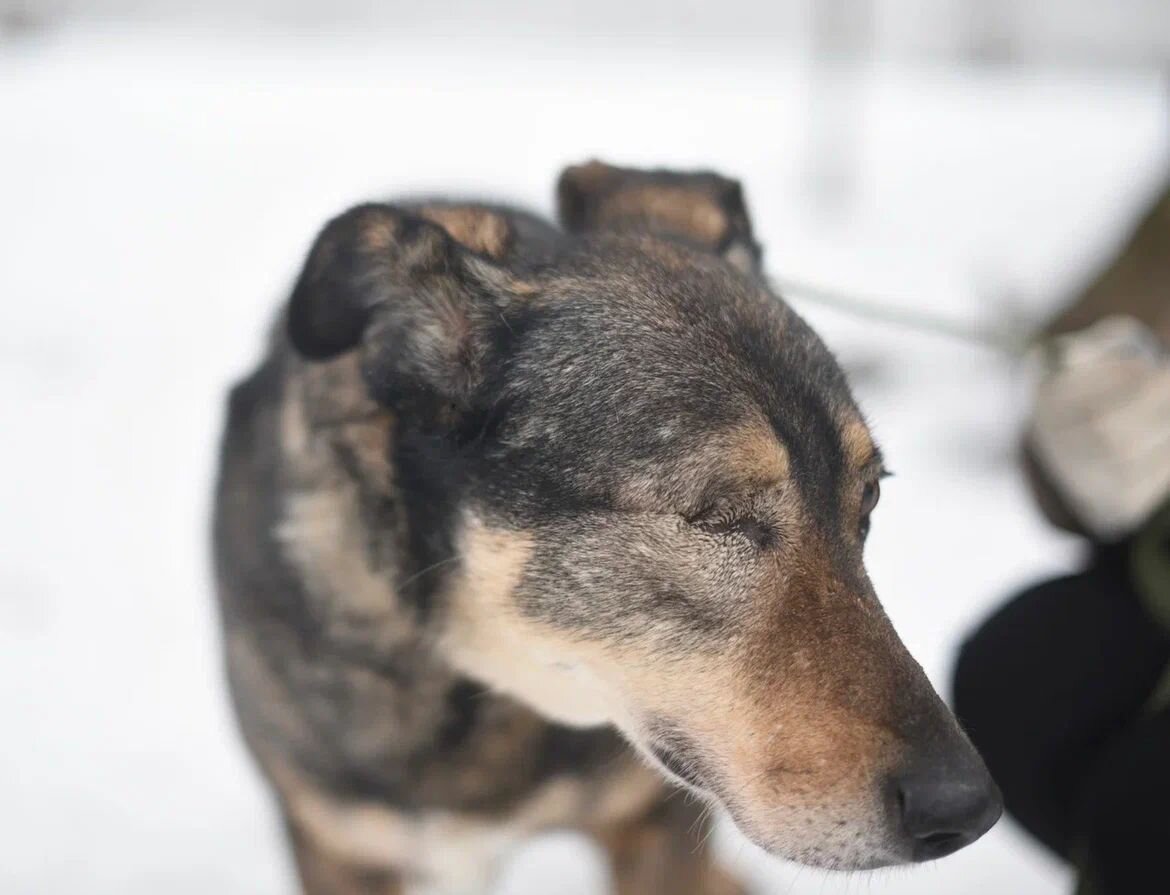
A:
[894,773,1003,862]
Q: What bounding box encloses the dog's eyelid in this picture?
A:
[691,512,780,549]
[682,485,766,521]
[681,499,734,526]
[680,492,784,550]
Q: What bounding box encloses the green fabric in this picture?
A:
[1149,664,1170,715]
[1131,496,1170,636]
[1072,839,1097,895]
[1130,497,1170,714]
[1074,869,1099,895]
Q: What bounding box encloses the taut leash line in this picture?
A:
[771,274,1033,357]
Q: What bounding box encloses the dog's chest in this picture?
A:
[275,743,663,894]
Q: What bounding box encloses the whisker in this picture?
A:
[394,554,463,592]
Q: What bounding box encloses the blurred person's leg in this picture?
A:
[952,546,1170,857]
[1075,706,1170,894]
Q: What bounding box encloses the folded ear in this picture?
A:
[556,160,762,275]
[287,203,506,424]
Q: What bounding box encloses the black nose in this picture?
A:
[893,765,1003,861]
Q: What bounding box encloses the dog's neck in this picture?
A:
[275,348,626,734]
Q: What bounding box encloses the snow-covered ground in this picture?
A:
[1,23,1167,894]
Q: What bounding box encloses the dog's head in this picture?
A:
[286,162,1001,869]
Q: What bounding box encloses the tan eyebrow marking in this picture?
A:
[840,418,881,472]
[613,420,791,513]
[721,422,791,489]
[418,205,514,259]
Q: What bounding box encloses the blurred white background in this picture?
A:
[1,2,1167,893]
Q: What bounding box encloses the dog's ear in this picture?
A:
[557,160,761,275]
[288,203,510,425]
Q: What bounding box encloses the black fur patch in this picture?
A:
[391,428,468,618]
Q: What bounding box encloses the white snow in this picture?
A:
[1,24,1166,894]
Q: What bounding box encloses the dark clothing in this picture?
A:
[953,544,1170,893]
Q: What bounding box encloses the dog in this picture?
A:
[213,161,1001,895]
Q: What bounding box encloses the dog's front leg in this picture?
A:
[595,797,748,895]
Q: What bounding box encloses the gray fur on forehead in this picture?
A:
[495,238,855,453]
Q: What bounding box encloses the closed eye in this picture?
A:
[689,513,779,550]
